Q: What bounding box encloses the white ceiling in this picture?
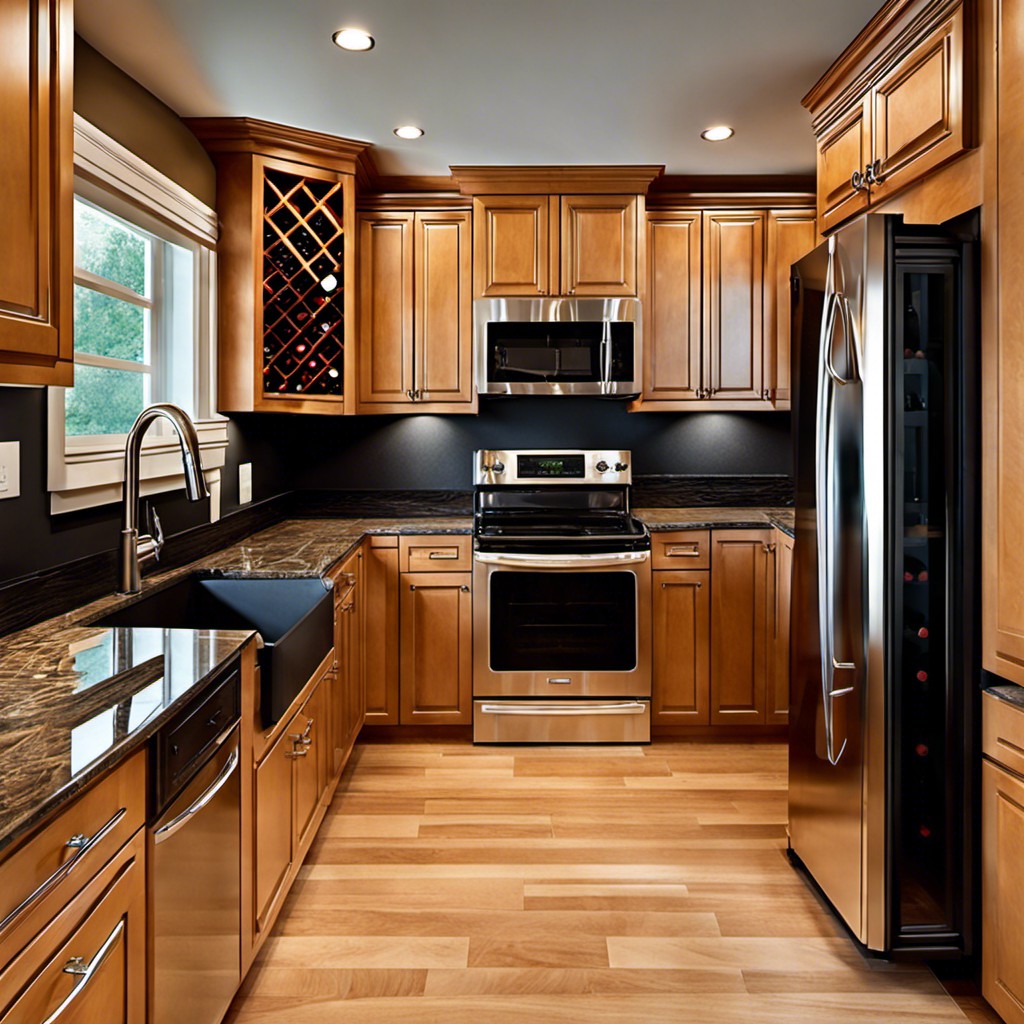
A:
[75,0,883,178]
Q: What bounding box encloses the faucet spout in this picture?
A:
[119,403,209,594]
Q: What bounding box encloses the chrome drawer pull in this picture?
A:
[154,747,239,845]
[41,918,125,1024]
[665,545,700,557]
[478,702,646,717]
[428,550,459,560]
[0,807,127,934]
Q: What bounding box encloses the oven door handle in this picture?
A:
[477,702,647,716]
[474,550,650,569]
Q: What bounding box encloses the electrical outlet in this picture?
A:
[238,462,252,505]
[0,442,20,499]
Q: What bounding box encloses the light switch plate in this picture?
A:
[238,462,252,505]
[0,442,20,499]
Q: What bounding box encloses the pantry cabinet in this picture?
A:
[0,0,74,386]
[806,0,973,234]
[357,209,474,412]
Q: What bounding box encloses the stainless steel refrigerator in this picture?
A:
[788,212,978,957]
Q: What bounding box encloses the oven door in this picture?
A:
[473,550,652,698]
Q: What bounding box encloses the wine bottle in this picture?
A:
[904,608,929,639]
[903,555,929,582]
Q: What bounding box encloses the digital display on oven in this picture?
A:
[517,454,585,478]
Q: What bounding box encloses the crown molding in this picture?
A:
[357,192,472,212]
[449,164,665,195]
[185,116,371,175]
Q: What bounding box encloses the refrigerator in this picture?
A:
[788,212,978,957]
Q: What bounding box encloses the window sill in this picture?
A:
[48,418,229,516]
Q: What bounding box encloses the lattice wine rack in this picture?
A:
[262,168,346,397]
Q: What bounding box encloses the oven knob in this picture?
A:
[595,460,610,473]
[486,461,505,474]
[615,462,628,472]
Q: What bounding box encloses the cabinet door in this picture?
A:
[816,97,872,235]
[710,530,772,724]
[254,723,293,931]
[644,211,703,401]
[473,195,558,297]
[987,0,1024,684]
[764,210,817,408]
[358,212,414,405]
[293,680,324,852]
[983,760,1024,1024]
[704,211,766,402]
[414,211,473,404]
[652,570,710,725]
[560,195,638,296]
[0,0,73,386]
[766,530,794,726]
[870,4,969,205]
[0,833,145,1024]
[363,539,400,726]
[400,572,472,725]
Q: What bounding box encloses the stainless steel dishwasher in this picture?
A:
[149,659,241,1024]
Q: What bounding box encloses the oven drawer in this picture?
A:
[474,699,650,744]
[651,530,710,570]
[400,536,472,572]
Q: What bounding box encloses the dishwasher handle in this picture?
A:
[154,743,240,846]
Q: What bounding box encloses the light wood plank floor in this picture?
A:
[226,740,997,1023]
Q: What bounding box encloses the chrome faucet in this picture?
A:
[118,403,209,594]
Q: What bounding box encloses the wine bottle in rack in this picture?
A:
[904,608,929,640]
[903,555,929,582]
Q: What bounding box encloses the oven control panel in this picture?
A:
[475,449,631,486]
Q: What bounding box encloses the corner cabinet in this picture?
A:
[187,118,365,414]
[357,209,475,412]
[0,0,74,386]
[806,0,973,234]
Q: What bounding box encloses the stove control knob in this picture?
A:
[615,461,629,472]
[486,461,505,475]
[595,460,610,473]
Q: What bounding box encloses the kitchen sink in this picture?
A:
[92,574,334,726]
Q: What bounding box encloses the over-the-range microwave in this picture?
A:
[474,297,641,398]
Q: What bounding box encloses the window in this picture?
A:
[48,116,226,515]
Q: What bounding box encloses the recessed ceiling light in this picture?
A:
[393,125,424,140]
[701,125,735,142]
[332,27,374,51]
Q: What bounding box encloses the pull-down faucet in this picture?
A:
[119,403,209,594]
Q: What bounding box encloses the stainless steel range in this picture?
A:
[472,449,652,743]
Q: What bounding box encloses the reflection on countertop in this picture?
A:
[635,507,795,537]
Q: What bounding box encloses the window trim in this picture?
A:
[48,115,226,516]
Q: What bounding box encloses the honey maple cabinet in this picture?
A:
[766,528,794,725]
[638,207,814,411]
[357,209,474,412]
[188,118,364,414]
[0,0,74,386]
[982,693,1024,1024]
[363,537,401,725]
[709,529,774,725]
[472,194,641,297]
[806,0,973,234]
[652,569,711,725]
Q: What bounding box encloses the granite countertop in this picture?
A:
[985,683,1024,711]
[0,508,786,852]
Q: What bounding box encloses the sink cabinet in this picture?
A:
[0,0,74,387]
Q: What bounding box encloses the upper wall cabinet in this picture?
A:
[804,0,974,234]
[0,0,73,386]
[187,118,365,414]
[357,208,474,413]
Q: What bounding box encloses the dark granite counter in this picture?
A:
[0,508,786,852]
[985,683,1024,711]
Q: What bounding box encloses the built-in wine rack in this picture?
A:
[261,168,346,398]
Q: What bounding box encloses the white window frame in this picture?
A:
[48,115,228,516]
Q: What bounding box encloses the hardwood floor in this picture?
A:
[226,740,986,1023]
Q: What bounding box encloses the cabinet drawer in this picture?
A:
[400,536,472,572]
[651,530,710,570]
[983,691,1024,776]
[0,750,145,970]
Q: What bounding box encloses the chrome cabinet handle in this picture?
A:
[850,168,868,192]
[865,158,885,186]
[406,389,416,401]
[661,580,702,588]
[664,545,700,557]
[0,808,127,934]
[41,918,126,1024]
[428,550,459,560]
[154,747,239,845]
[285,747,309,759]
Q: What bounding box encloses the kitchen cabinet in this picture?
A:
[363,537,400,726]
[983,693,1024,1024]
[709,529,773,725]
[187,118,364,414]
[806,0,972,234]
[0,0,73,386]
[766,528,794,726]
[357,209,474,412]
[325,547,364,770]
[472,193,641,298]
[652,569,711,725]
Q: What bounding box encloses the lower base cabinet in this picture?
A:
[652,569,711,724]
